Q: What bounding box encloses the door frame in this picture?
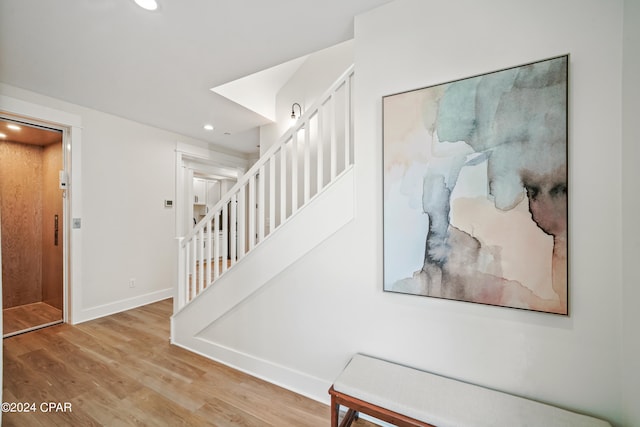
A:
[0,95,82,325]
[175,142,247,239]
[174,143,247,312]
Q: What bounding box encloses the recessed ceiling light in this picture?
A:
[204,124,214,131]
[0,133,6,138]
[134,0,158,11]
[7,124,21,131]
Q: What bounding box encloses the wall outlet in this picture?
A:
[129,278,136,288]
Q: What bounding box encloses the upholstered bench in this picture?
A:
[329,354,611,427]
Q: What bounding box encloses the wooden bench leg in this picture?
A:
[340,409,359,427]
[331,393,339,427]
[332,393,359,427]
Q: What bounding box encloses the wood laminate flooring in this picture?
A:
[3,302,63,337]
[2,299,377,427]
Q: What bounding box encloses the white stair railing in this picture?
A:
[177,66,354,309]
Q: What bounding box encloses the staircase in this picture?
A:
[173,66,355,318]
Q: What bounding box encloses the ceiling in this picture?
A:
[0,0,392,155]
[0,118,62,146]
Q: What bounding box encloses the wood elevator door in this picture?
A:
[41,141,64,311]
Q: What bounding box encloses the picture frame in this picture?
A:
[382,55,568,315]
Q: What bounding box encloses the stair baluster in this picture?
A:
[177,65,354,309]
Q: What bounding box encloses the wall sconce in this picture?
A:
[290,103,302,126]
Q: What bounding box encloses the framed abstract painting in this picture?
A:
[382,55,568,315]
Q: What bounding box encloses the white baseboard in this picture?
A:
[72,288,173,324]
[170,334,391,427]
[171,332,331,405]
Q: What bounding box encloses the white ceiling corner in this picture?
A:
[210,55,309,122]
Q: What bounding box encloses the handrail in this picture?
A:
[177,65,354,309]
[181,64,354,245]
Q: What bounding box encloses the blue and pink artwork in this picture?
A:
[383,55,568,314]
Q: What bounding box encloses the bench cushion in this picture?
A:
[332,354,610,427]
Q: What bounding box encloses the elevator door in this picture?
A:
[0,118,65,337]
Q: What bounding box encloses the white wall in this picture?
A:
[356,2,625,422]
[621,0,640,425]
[198,0,631,425]
[259,40,354,154]
[0,83,246,323]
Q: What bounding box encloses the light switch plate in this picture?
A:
[72,218,81,229]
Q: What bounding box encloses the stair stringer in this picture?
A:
[171,167,355,399]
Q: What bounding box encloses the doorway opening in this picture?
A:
[1,117,66,337]
[176,151,241,238]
